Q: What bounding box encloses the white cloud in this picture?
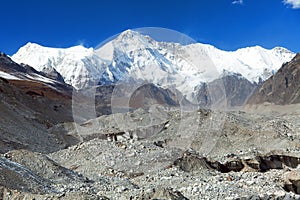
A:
[283,0,300,9]
[232,0,243,5]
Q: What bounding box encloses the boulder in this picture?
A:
[284,170,300,194]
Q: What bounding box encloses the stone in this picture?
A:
[284,170,300,194]
[148,188,189,200]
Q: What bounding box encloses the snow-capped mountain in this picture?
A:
[0,52,66,86]
[184,44,294,83]
[12,43,107,89]
[11,30,295,102]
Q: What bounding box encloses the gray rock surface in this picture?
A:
[1,107,300,199]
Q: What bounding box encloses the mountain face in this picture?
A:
[0,53,77,153]
[11,30,295,104]
[0,52,68,91]
[195,71,257,107]
[128,83,180,108]
[11,44,107,89]
[248,53,300,105]
[220,73,257,107]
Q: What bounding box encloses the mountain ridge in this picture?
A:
[11,30,295,103]
[247,53,300,105]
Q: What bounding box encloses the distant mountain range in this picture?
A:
[11,30,295,106]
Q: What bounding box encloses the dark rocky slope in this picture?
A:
[248,53,300,105]
[0,53,75,153]
[195,73,257,107]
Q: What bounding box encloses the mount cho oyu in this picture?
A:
[11,30,295,105]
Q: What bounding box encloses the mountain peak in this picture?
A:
[272,46,294,54]
[19,42,92,54]
[22,42,43,50]
[118,29,142,38]
[114,29,150,46]
[11,42,105,89]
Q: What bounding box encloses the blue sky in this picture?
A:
[1,0,299,55]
